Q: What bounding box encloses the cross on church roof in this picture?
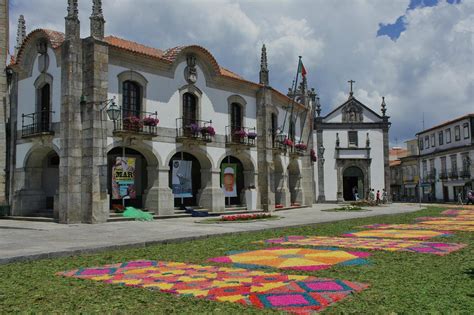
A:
[348,80,355,98]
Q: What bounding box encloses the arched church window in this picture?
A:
[39,83,50,132]
[122,80,141,117]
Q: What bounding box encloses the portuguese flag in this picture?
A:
[298,59,307,78]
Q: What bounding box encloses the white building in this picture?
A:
[417,114,473,202]
[313,90,391,202]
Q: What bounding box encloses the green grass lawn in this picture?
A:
[1,206,473,314]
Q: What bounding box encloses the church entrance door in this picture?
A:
[343,166,364,201]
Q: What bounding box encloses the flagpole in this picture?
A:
[288,56,302,141]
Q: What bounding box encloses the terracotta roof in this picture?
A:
[105,36,164,59]
[390,160,402,167]
[416,113,474,135]
[13,29,303,108]
[13,29,64,66]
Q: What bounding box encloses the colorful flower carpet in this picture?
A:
[361,223,474,232]
[418,219,474,226]
[415,216,474,222]
[342,229,452,240]
[256,236,466,256]
[57,260,368,314]
[441,209,474,216]
[208,247,370,271]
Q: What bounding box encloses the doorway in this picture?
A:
[220,156,245,206]
[343,166,364,201]
[169,152,202,208]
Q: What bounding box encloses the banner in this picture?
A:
[221,163,237,197]
[112,157,136,200]
[172,160,193,198]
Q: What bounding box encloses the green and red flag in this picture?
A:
[298,59,307,78]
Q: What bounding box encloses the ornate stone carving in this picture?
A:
[184,54,197,84]
[342,102,363,123]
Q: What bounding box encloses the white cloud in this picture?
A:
[7,0,473,145]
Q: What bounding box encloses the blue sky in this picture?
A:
[7,0,473,147]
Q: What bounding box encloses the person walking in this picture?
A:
[369,189,375,201]
[376,190,381,204]
[382,189,388,204]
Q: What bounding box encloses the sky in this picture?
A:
[7,0,474,146]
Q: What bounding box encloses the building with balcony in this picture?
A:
[417,113,473,202]
[1,1,316,223]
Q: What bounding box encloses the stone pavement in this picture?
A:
[0,203,424,265]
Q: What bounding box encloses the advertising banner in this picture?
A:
[112,157,136,199]
[172,160,193,198]
[221,163,237,197]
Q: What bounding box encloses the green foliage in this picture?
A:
[0,206,473,313]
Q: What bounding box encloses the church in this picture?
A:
[0,0,390,223]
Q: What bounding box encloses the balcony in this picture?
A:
[113,109,159,137]
[176,118,214,143]
[423,171,436,183]
[449,170,459,179]
[460,169,471,179]
[291,142,308,156]
[21,111,55,138]
[439,171,448,180]
[225,125,256,147]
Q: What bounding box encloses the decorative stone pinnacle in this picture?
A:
[15,15,26,56]
[381,96,387,116]
[92,0,103,17]
[260,44,268,71]
[67,0,79,18]
[366,132,370,147]
[259,44,269,86]
[315,96,321,117]
[348,80,355,98]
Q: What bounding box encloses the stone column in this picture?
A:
[276,171,291,207]
[81,37,110,223]
[316,128,326,202]
[0,0,8,205]
[59,4,84,223]
[198,168,225,212]
[145,166,174,216]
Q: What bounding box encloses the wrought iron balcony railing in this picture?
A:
[176,118,214,142]
[225,125,256,146]
[439,171,448,180]
[449,170,459,179]
[113,109,159,136]
[21,110,54,137]
[460,169,471,178]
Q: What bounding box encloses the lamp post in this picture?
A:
[317,144,325,202]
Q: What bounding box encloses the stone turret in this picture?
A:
[90,0,105,39]
[14,15,26,57]
[0,0,8,205]
[259,44,269,86]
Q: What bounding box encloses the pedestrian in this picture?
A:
[352,186,358,201]
[457,192,464,205]
[369,189,375,201]
[466,190,474,205]
[376,190,381,204]
[382,189,387,204]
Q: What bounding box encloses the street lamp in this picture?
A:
[318,145,325,164]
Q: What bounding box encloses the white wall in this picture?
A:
[17,47,61,130]
[107,63,258,135]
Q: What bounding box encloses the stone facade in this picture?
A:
[0,0,8,205]
[5,0,316,223]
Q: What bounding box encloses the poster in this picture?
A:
[172,160,193,198]
[111,157,136,200]
[221,163,237,197]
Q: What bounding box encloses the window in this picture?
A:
[122,80,141,116]
[230,103,243,130]
[450,155,458,175]
[271,113,278,143]
[430,134,435,147]
[182,92,197,125]
[348,131,358,147]
[39,83,51,132]
[446,128,451,143]
[424,136,429,148]
[463,123,469,139]
[441,157,447,173]
[419,138,424,150]
[438,131,443,145]
[454,125,460,141]
[462,153,470,171]
[422,160,427,178]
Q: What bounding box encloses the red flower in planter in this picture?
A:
[143,116,159,126]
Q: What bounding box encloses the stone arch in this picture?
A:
[13,144,60,216]
[218,151,257,206]
[337,160,371,202]
[288,159,303,204]
[106,142,160,209]
[167,45,222,82]
[165,146,214,170]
